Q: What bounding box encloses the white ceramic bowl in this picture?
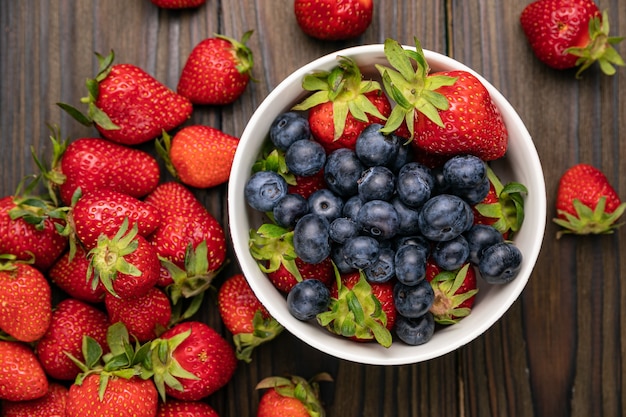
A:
[228,44,546,365]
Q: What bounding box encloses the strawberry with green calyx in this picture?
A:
[65,323,158,417]
[427,263,478,325]
[156,125,239,189]
[520,0,624,78]
[249,223,303,281]
[48,246,106,304]
[292,55,390,152]
[0,255,52,343]
[177,31,255,105]
[217,274,284,363]
[87,218,161,299]
[256,372,333,417]
[58,50,192,145]
[553,163,626,238]
[317,268,393,348]
[0,340,48,401]
[147,321,237,401]
[376,38,508,161]
[473,166,528,237]
[267,256,334,293]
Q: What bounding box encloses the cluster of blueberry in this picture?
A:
[245,112,523,346]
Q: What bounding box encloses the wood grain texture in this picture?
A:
[1,1,625,416]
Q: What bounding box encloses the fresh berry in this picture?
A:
[256,373,332,417]
[177,31,254,105]
[356,199,399,240]
[0,341,48,401]
[284,139,326,177]
[394,241,429,286]
[157,125,239,189]
[431,234,470,271]
[289,170,327,199]
[105,286,171,342]
[323,148,364,197]
[464,224,504,265]
[0,259,52,343]
[340,235,379,270]
[307,189,344,221]
[270,112,311,151]
[287,279,331,321]
[150,321,237,401]
[40,135,160,207]
[553,163,625,237]
[150,0,205,8]
[0,382,68,417]
[355,123,401,167]
[294,0,373,40]
[376,38,508,161]
[293,56,390,152]
[395,162,434,208]
[273,193,309,228]
[157,399,219,416]
[48,246,106,303]
[265,256,334,293]
[427,263,478,324]
[478,242,523,284]
[417,194,474,241]
[520,0,624,77]
[59,51,192,145]
[67,374,158,417]
[393,280,435,318]
[35,298,109,381]
[245,171,289,212]
[364,246,395,283]
[394,312,435,346]
[292,213,332,264]
[217,274,284,363]
[329,217,359,244]
[357,166,395,202]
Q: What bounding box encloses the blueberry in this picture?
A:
[443,154,487,189]
[478,242,523,284]
[432,235,470,271]
[430,167,450,195]
[308,189,344,222]
[287,279,331,321]
[284,139,326,177]
[355,123,400,167]
[454,176,491,205]
[396,162,434,208]
[364,247,395,283]
[393,235,430,251]
[343,195,364,219]
[293,213,331,264]
[324,148,364,197]
[273,193,309,228]
[357,166,395,202]
[391,197,421,236]
[395,312,435,346]
[331,244,355,274]
[329,217,359,244]
[389,143,412,173]
[342,235,380,270]
[393,280,435,318]
[464,224,504,265]
[394,242,429,285]
[418,194,474,241]
[245,171,288,212]
[356,200,399,240]
[269,112,311,151]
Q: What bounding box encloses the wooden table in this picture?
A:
[2,1,625,416]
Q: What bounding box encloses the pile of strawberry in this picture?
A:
[0,29,286,416]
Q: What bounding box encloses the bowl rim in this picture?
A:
[228,44,547,365]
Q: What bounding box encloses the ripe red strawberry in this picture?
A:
[289,170,327,199]
[0,382,68,417]
[0,260,51,343]
[157,125,239,189]
[520,0,624,77]
[151,0,205,8]
[177,31,254,105]
[0,195,67,271]
[35,298,109,381]
[376,38,508,161]
[217,274,284,362]
[105,286,171,342]
[292,56,391,152]
[157,399,219,416]
[294,0,373,40]
[59,51,192,145]
[255,373,332,417]
[67,374,158,417]
[144,182,227,287]
[472,166,528,238]
[319,270,395,347]
[0,341,48,401]
[87,219,161,299]
[266,256,334,293]
[48,246,106,303]
[150,321,237,401]
[69,188,161,250]
[426,262,478,324]
[553,163,626,237]
[40,136,160,207]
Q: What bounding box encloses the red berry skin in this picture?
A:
[294,0,373,41]
[266,257,334,293]
[48,247,106,304]
[35,298,109,381]
[218,274,269,335]
[0,382,68,417]
[157,399,219,416]
[0,341,49,402]
[151,0,206,8]
[257,388,311,417]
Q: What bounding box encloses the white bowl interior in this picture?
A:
[228,45,546,365]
